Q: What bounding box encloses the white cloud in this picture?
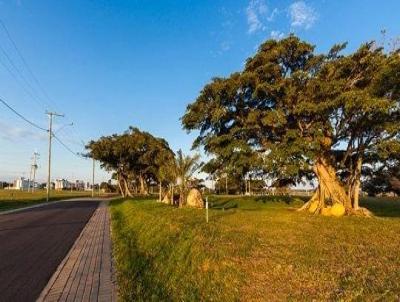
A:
[246,0,266,34]
[246,0,279,34]
[0,121,46,142]
[289,1,317,30]
[220,41,231,52]
[267,8,279,22]
[270,30,285,40]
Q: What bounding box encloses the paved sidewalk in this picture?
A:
[37,201,116,302]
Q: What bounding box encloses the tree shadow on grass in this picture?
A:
[361,198,400,218]
[253,195,308,205]
[210,200,238,210]
[253,195,292,204]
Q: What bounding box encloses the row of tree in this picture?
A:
[182,35,400,216]
[86,127,201,206]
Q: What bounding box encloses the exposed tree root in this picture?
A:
[298,158,372,217]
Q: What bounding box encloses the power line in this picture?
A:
[0,20,88,164]
[0,96,84,159]
[53,134,83,158]
[0,19,86,147]
[0,97,47,131]
[0,43,47,110]
[0,18,55,110]
[0,55,44,110]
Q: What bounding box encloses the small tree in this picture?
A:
[172,150,201,207]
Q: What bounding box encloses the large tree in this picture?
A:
[182,35,400,216]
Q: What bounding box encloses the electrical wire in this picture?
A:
[0,18,55,111]
[0,43,47,109]
[0,55,44,110]
[0,97,47,131]
[0,20,88,162]
[53,134,86,159]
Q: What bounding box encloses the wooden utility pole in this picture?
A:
[92,158,95,198]
[46,111,64,202]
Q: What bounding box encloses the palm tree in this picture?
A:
[173,150,201,207]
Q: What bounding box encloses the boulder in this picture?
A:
[331,203,345,217]
[186,188,204,208]
[321,207,331,216]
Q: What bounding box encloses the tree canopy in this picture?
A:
[86,127,174,197]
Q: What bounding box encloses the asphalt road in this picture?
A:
[0,199,99,302]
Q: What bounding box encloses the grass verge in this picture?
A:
[110,196,400,301]
[0,190,93,212]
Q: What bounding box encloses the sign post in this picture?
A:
[206,196,209,223]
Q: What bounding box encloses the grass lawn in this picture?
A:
[0,189,93,212]
[110,195,400,301]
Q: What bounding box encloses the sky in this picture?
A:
[0,0,400,183]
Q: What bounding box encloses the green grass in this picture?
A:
[0,189,93,212]
[110,195,400,301]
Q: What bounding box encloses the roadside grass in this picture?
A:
[110,195,400,301]
[0,189,93,212]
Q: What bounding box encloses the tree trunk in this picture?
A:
[352,157,363,211]
[139,174,148,195]
[117,174,125,197]
[122,177,133,197]
[225,175,228,195]
[158,182,162,202]
[178,186,185,207]
[248,179,252,196]
[299,157,351,214]
[171,185,174,205]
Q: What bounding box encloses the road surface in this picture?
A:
[0,199,99,302]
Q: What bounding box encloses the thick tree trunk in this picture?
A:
[299,157,371,216]
[158,182,162,202]
[299,158,351,214]
[171,185,174,205]
[122,177,133,197]
[139,174,148,195]
[352,157,363,211]
[117,174,125,197]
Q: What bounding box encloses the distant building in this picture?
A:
[12,177,30,190]
[75,180,85,191]
[55,179,71,190]
[45,182,55,190]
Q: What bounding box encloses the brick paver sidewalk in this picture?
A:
[37,201,116,302]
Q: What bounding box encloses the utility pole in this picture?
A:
[31,152,39,193]
[28,161,33,193]
[92,158,95,198]
[46,111,64,202]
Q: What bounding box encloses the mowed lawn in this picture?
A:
[110,196,400,301]
[0,189,92,211]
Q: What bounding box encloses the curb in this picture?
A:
[0,197,115,216]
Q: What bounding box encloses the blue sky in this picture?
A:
[0,0,399,183]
